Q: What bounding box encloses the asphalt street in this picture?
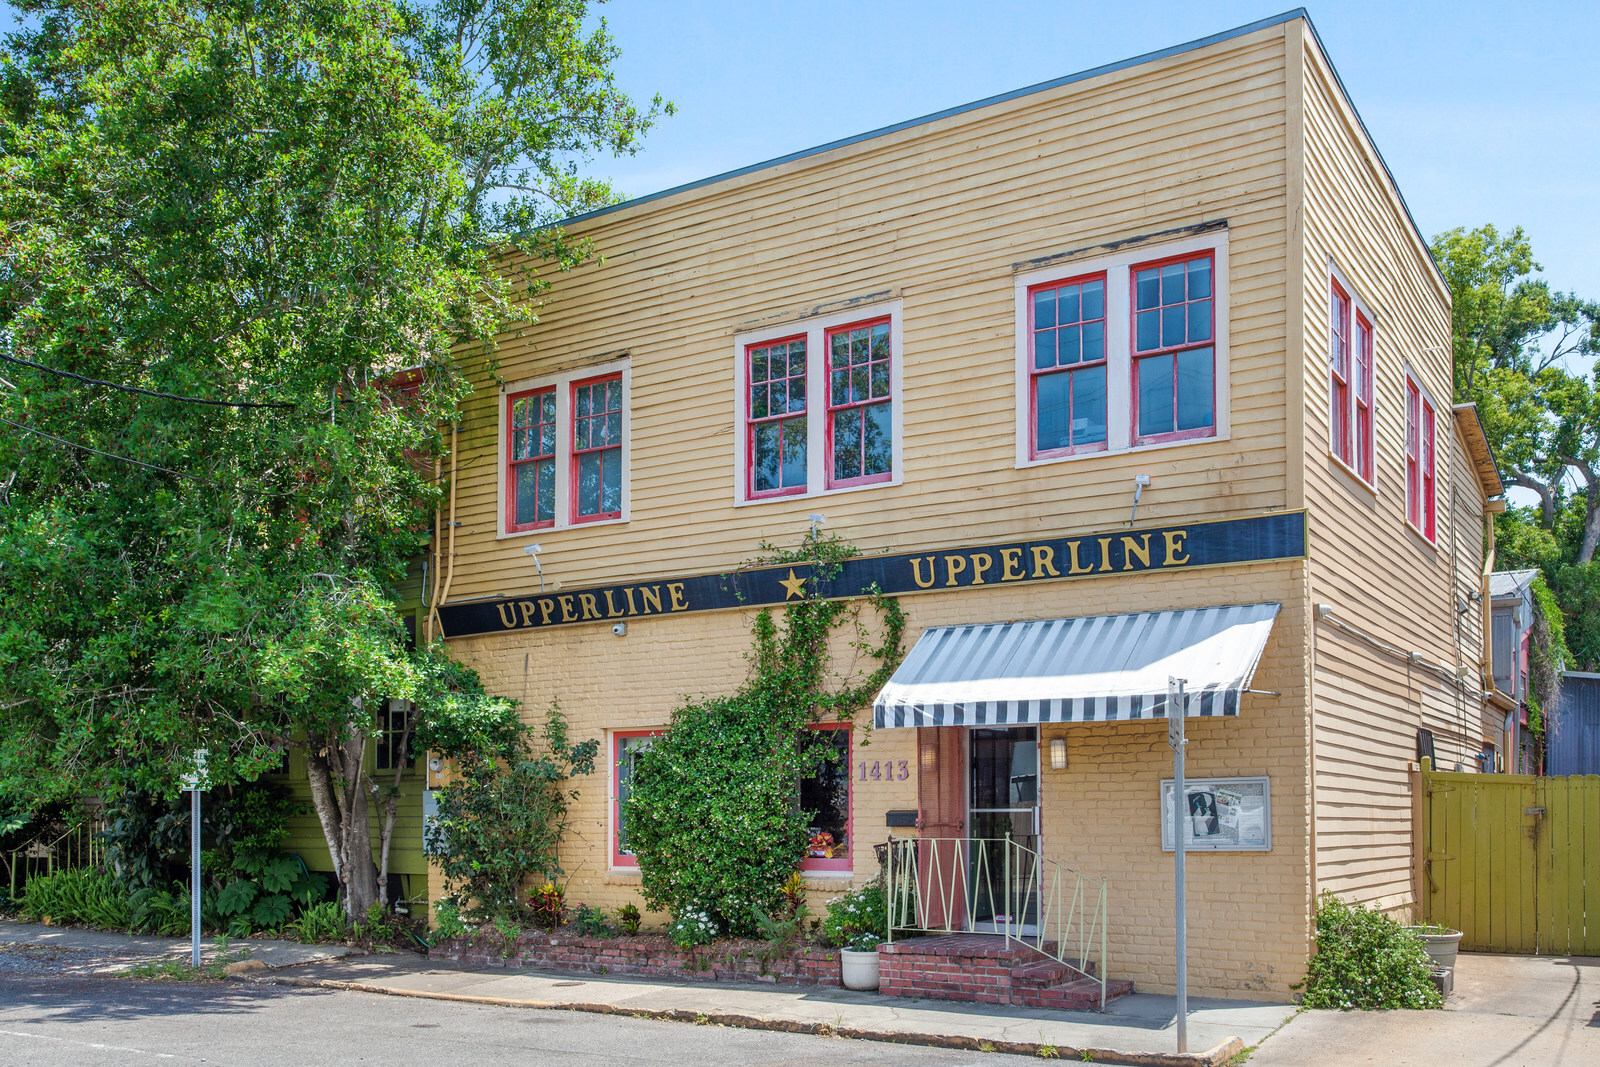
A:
[0,958,1040,1066]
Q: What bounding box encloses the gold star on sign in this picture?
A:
[779,568,808,600]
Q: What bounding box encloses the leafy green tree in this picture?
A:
[0,0,665,917]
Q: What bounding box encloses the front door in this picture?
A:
[967,726,1040,932]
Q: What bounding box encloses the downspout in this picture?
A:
[1481,502,1504,688]
[436,423,461,618]
[425,455,443,643]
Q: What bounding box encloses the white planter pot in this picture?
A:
[840,948,880,991]
[1411,929,1463,972]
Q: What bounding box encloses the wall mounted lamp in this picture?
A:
[1049,736,1068,771]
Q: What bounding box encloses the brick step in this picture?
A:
[1013,976,1136,1011]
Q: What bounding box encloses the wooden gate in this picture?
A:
[1419,761,1600,954]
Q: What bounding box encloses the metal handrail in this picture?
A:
[885,834,1109,1010]
[6,818,106,899]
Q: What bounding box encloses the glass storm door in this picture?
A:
[967,726,1041,932]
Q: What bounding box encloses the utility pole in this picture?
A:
[1168,679,1188,1055]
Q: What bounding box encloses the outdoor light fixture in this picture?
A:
[1049,736,1068,771]
[522,542,545,592]
[808,513,827,537]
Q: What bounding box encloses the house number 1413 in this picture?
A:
[859,760,909,781]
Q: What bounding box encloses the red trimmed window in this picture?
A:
[1030,273,1108,457]
[747,335,808,497]
[1405,375,1437,541]
[826,318,894,487]
[800,723,851,872]
[1329,280,1375,483]
[613,729,664,867]
[1132,252,1215,443]
[572,374,623,522]
[506,387,556,531]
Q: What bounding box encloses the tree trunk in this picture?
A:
[303,729,380,922]
[374,711,414,909]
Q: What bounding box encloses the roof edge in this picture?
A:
[1453,402,1505,499]
[556,9,1313,229]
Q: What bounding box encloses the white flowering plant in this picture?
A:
[666,908,719,948]
[1295,893,1442,1010]
[822,881,887,951]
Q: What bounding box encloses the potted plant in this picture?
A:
[824,882,887,991]
[1407,923,1464,972]
[839,932,882,990]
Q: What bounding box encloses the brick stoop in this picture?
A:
[878,934,1133,1010]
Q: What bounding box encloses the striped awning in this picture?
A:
[872,602,1280,728]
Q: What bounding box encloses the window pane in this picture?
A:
[771,378,787,412]
[851,365,869,403]
[1059,323,1081,365]
[754,421,780,492]
[540,423,555,455]
[871,323,890,359]
[1072,364,1107,445]
[1161,304,1186,347]
[864,401,892,476]
[541,391,555,422]
[600,447,621,514]
[1082,279,1105,320]
[830,369,849,407]
[575,417,590,451]
[789,340,807,375]
[1036,371,1071,452]
[515,463,541,526]
[607,379,622,409]
[1136,310,1160,351]
[833,409,861,482]
[1138,355,1174,437]
[1082,319,1105,362]
[870,360,890,398]
[577,451,601,515]
[1188,258,1212,299]
[1034,288,1056,329]
[1176,346,1214,431]
[512,426,531,461]
[1188,298,1212,342]
[1059,285,1079,325]
[537,458,555,522]
[752,348,769,383]
[616,735,655,855]
[1135,268,1160,310]
[576,386,591,418]
[851,329,869,363]
[830,331,849,367]
[788,380,806,413]
[751,384,768,419]
[781,416,807,488]
[799,730,849,858]
[512,396,529,430]
[606,410,622,443]
[1161,262,1185,305]
[1034,327,1057,369]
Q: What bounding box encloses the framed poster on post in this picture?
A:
[1160,776,1271,851]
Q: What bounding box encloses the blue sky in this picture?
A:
[595,1,1600,300]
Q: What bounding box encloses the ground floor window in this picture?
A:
[612,729,663,867]
[800,723,851,872]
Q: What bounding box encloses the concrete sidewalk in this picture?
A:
[0,919,362,972]
[248,954,1294,1066]
[1250,952,1600,1066]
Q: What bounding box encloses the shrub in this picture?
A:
[666,908,718,948]
[616,902,642,935]
[432,899,471,941]
[1296,894,1442,1010]
[424,704,597,923]
[570,903,614,937]
[19,867,132,929]
[287,900,348,943]
[751,900,810,968]
[822,880,886,951]
[526,880,565,931]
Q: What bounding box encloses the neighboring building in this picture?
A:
[418,11,1504,1000]
[1548,673,1600,776]
[1489,568,1538,773]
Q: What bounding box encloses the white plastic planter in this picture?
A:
[1411,928,1463,972]
[840,948,880,991]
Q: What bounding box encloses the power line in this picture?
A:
[0,351,297,409]
[1,415,209,481]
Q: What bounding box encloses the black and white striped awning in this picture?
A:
[872,603,1280,728]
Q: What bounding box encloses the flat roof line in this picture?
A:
[560,8,1312,227]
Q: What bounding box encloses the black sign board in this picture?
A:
[436,510,1306,639]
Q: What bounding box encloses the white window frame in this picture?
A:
[1014,230,1231,467]
[1328,258,1378,488]
[732,299,904,506]
[497,358,631,538]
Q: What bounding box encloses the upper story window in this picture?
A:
[1329,269,1376,484]
[1029,274,1108,456]
[1015,230,1229,466]
[1132,252,1214,444]
[734,301,903,506]
[375,699,414,773]
[498,360,630,537]
[1405,372,1437,542]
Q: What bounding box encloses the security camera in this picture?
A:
[611,622,628,637]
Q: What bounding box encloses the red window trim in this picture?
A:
[1128,250,1217,446]
[745,332,810,500]
[1353,310,1375,483]
[570,372,624,524]
[1330,280,1352,466]
[800,721,852,873]
[824,316,895,490]
[612,729,664,868]
[505,386,556,533]
[1405,374,1438,543]
[1027,272,1110,461]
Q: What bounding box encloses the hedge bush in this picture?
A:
[1297,894,1442,1010]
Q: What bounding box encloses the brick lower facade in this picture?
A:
[431,931,843,987]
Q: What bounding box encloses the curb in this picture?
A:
[240,972,1245,1066]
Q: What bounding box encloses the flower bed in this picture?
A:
[430,929,844,987]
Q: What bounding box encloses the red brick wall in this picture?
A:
[431,932,843,987]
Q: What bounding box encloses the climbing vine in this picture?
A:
[626,531,904,936]
[1524,573,1572,768]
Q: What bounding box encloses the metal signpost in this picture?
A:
[1167,679,1188,1055]
[181,750,207,969]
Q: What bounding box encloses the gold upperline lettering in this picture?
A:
[497,603,518,628]
[668,583,688,611]
[1000,548,1024,581]
[539,598,558,625]
[559,595,577,623]
[943,555,968,586]
[910,556,937,588]
[1096,537,1115,573]
[624,587,638,615]
[1065,540,1094,575]
[640,586,663,614]
[1032,545,1061,577]
[1121,534,1152,571]
[579,593,600,621]
[518,601,537,627]
[970,553,994,585]
[604,590,624,617]
[1164,529,1191,565]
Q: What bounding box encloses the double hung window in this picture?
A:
[375,699,414,773]
[611,729,663,868]
[736,303,902,504]
[1405,373,1437,542]
[1017,231,1228,464]
[1329,272,1376,483]
[500,362,630,535]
